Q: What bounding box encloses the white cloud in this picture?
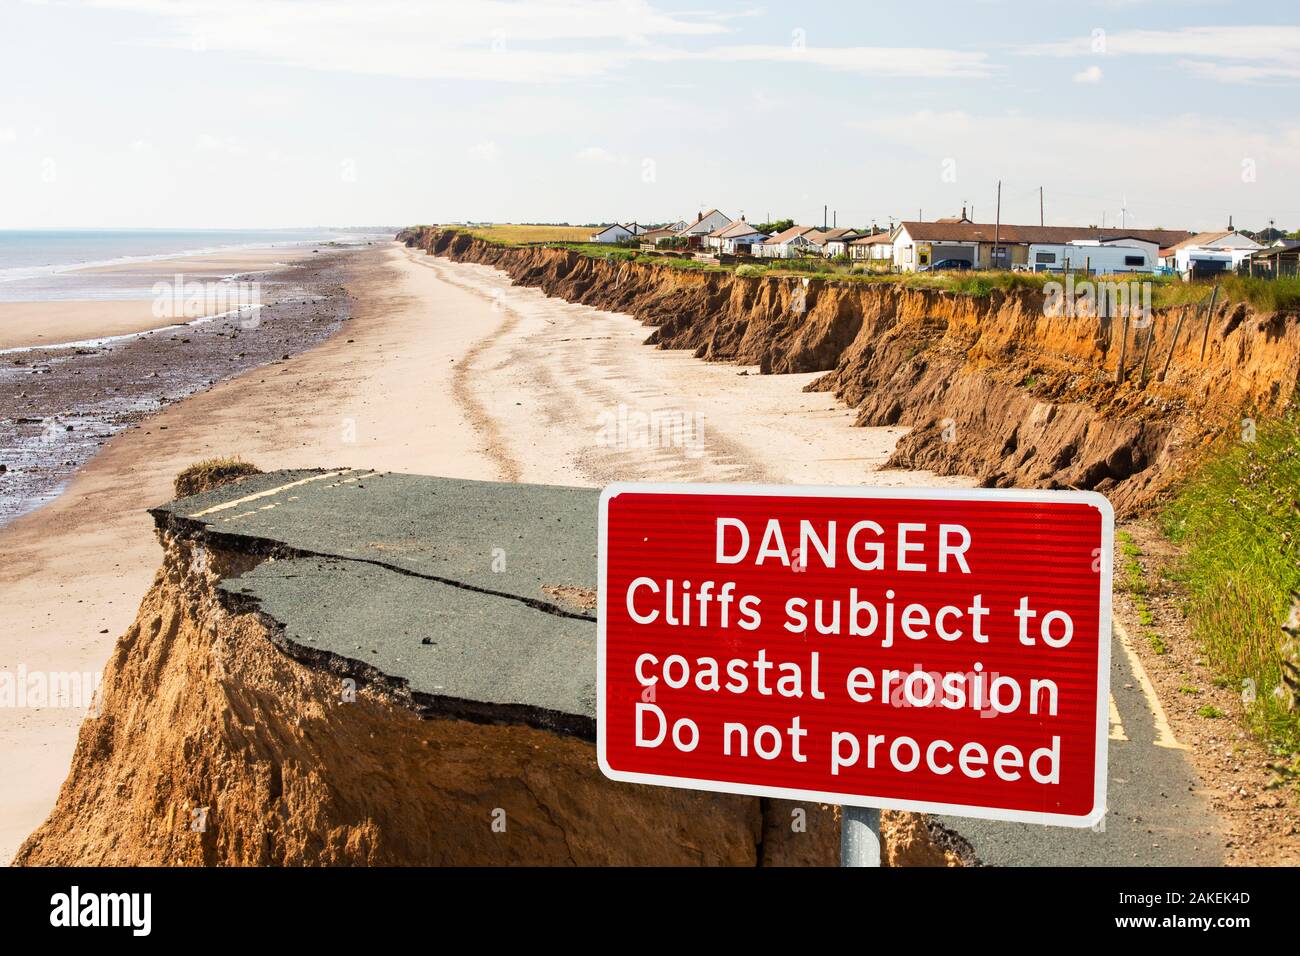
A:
[1073,65,1103,84]
[468,141,502,163]
[1021,26,1300,84]
[574,146,617,164]
[80,0,994,82]
[196,133,246,154]
[686,44,993,78]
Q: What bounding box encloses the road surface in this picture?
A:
[161,463,1224,865]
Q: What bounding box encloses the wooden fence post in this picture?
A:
[1198,282,1221,362]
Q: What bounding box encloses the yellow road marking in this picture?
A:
[189,470,356,518]
[1108,694,1128,741]
[1114,620,1187,750]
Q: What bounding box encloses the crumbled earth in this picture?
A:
[407,227,1300,517]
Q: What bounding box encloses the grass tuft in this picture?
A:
[174,457,262,500]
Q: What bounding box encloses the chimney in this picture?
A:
[961,204,967,220]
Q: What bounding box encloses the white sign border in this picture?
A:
[596,481,1113,829]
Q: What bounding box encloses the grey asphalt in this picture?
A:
[152,468,598,737]
[155,468,1224,864]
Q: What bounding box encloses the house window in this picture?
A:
[1124,255,1144,266]
[1035,252,1056,264]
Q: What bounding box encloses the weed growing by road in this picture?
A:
[1117,531,1166,656]
[1163,411,1300,757]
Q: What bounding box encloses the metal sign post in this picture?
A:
[840,805,882,867]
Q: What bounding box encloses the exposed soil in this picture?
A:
[403,227,1300,517]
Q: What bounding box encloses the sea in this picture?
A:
[0,228,388,526]
[0,228,373,301]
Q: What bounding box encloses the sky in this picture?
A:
[1,0,1298,232]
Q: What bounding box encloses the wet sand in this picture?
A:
[0,241,966,861]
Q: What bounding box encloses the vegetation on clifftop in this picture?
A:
[430,226,1300,309]
[1163,413,1300,760]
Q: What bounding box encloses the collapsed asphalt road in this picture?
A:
[153,468,1222,865]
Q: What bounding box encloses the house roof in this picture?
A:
[1161,230,1263,255]
[1162,230,1234,253]
[806,227,860,243]
[897,220,1193,248]
[709,220,768,239]
[640,227,678,240]
[763,225,817,245]
[590,223,630,237]
[850,233,893,246]
[676,209,731,236]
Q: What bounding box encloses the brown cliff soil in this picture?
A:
[401,227,1300,515]
[16,529,968,866]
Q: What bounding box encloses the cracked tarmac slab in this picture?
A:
[153,468,599,737]
[153,468,599,614]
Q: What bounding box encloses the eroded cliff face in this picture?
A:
[16,526,968,866]
[401,227,1300,514]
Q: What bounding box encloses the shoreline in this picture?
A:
[0,248,364,527]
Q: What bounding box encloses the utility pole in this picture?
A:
[994,180,1002,269]
[1040,186,1044,227]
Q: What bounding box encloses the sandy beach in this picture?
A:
[0,246,329,351]
[0,240,964,861]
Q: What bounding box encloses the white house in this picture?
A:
[813,228,864,258]
[849,232,894,264]
[675,209,732,243]
[1160,230,1263,279]
[891,220,1193,272]
[589,223,635,244]
[755,225,820,259]
[705,220,769,254]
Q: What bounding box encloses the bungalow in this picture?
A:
[705,220,770,255]
[811,227,865,258]
[674,209,733,248]
[891,220,1193,272]
[1247,244,1300,278]
[589,223,635,244]
[639,227,680,246]
[1159,230,1264,279]
[755,225,820,259]
[848,232,894,265]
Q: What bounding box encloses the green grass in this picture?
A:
[443,229,1300,309]
[1117,530,1169,656]
[1146,273,1300,311]
[1162,410,1300,755]
[464,224,594,244]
